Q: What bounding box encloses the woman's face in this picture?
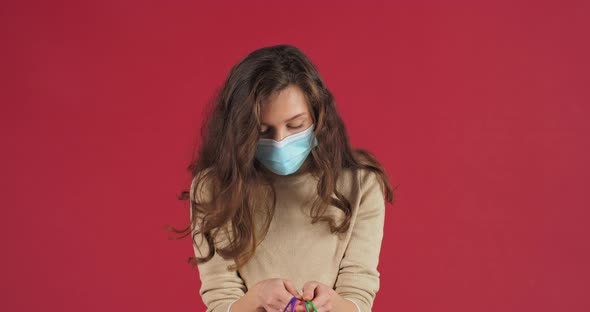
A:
[258,84,313,141]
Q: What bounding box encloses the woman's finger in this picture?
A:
[283,279,302,299]
[302,281,319,301]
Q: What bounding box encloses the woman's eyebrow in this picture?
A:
[261,112,306,126]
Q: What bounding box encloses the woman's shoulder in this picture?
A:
[339,168,386,208]
[190,167,216,203]
[338,167,379,189]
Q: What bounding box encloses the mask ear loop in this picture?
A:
[304,300,318,312]
[282,296,299,312]
[280,294,319,312]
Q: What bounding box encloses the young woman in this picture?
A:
[175,44,395,312]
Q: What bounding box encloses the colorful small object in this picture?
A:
[282,296,298,312]
[282,296,318,312]
[304,299,318,312]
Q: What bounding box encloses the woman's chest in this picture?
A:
[239,186,354,291]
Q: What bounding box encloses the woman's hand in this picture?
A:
[251,278,307,312]
[301,281,357,312]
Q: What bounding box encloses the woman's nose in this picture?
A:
[272,129,288,142]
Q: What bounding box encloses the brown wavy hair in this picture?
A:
[167,44,396,271]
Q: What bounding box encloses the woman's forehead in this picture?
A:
[259,86,310,124]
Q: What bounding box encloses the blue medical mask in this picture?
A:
[254,123,318,175]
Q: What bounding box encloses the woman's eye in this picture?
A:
[259,124,303,135]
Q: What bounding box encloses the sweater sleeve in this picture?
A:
[190,175,247,312]
[334,170,386,312]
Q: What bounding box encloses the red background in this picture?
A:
[2,1,589,311]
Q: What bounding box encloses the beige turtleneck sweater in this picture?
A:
[190,168,386,312]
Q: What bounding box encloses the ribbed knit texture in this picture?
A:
[190,168,386,312]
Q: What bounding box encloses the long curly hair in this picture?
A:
[167,44,396,271]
